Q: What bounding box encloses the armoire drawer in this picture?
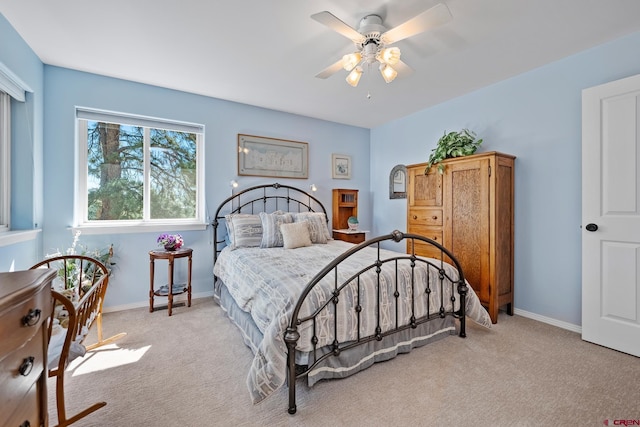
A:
[407,225,444,259]
[408,208,442,227]
[408,225,443,244]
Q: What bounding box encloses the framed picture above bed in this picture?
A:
[238,134,308,179]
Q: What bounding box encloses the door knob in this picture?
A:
[585,223,598,232]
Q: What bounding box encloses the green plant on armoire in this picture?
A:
[425,129,483,174]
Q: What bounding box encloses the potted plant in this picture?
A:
[425,129,483,174]
[157,233,184,251]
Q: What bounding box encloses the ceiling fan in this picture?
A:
[311,3,452,87]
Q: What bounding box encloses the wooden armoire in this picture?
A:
[406,151,515,323]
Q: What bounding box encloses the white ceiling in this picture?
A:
[2,0,640,129]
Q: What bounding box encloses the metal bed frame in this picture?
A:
[212,182,328,264]
[212,183,467,414]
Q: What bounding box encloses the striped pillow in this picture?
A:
[294,212,331,243]
[225,214,262,250]
[259,211,293,248]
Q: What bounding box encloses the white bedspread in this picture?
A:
[213,240,491,403]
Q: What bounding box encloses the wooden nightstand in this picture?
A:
[149,247,193,316]
[332,229,367,244]
[332,188,367,244]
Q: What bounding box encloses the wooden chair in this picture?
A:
[30,255,126,427]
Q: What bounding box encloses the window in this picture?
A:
[0,65,28,234]
[75,108,205,230]
[0,62,35,245]
[0,91,9,233]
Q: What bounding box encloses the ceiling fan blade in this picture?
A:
[381,3,452,45]
[311,11,365,43]
[394,59,414,77]
[315,58,344,79]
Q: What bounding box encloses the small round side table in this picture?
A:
[149,247,192,316]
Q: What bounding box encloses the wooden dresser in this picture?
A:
[1,269,56,427]
[407,151,515,323]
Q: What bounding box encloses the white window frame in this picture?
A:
[0,92,10,234]
[74,107,206,235]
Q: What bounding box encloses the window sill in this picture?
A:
[71,222,208,235]
[0,229,41,247]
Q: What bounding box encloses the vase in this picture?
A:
[164,244,177,251]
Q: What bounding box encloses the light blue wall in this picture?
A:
[371,31,640,326]
[4,8,640,325]
[42,66,370,309]
[0,13,44,270]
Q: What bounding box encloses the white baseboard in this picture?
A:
[513,308,581,334]
[104,295,582,335]
[102,290,215,314]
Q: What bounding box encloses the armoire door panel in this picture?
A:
[444,159,490,302]
[408,167,442,207]
[496,160,514,299]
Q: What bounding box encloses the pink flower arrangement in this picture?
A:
[157,233,184,250]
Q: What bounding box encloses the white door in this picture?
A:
[582,73,640,357]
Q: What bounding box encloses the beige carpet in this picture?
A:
[48,297,639,427]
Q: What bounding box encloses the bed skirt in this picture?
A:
[214,277,457,388]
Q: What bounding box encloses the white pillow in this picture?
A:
[280,221,312,249]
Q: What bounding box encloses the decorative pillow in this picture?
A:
[280,221,312,249]
[259,211,294,248]
[225,214,262,250]
[294,212,331,243]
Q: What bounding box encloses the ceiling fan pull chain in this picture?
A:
[365,62,372,100]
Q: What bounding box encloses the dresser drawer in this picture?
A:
[0,325,46,412]
[0,283,52,352]
[3,381,40,427]
[408,208,442,226]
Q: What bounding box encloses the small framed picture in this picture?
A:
[332,154,351,179]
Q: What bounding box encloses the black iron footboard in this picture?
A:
[283,230,468,414]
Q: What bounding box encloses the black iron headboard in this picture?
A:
[212,183,328,264]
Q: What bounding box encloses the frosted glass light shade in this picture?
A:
[379,64,398,83]
[346,67,363,87]
[342,53,362,71]
[377,47,401,65]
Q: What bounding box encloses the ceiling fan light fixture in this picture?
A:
[377,47,401,65]
[346,66,363,87]
[342,53,362,71]
[313,4,453,86]
[379,64,398,83]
